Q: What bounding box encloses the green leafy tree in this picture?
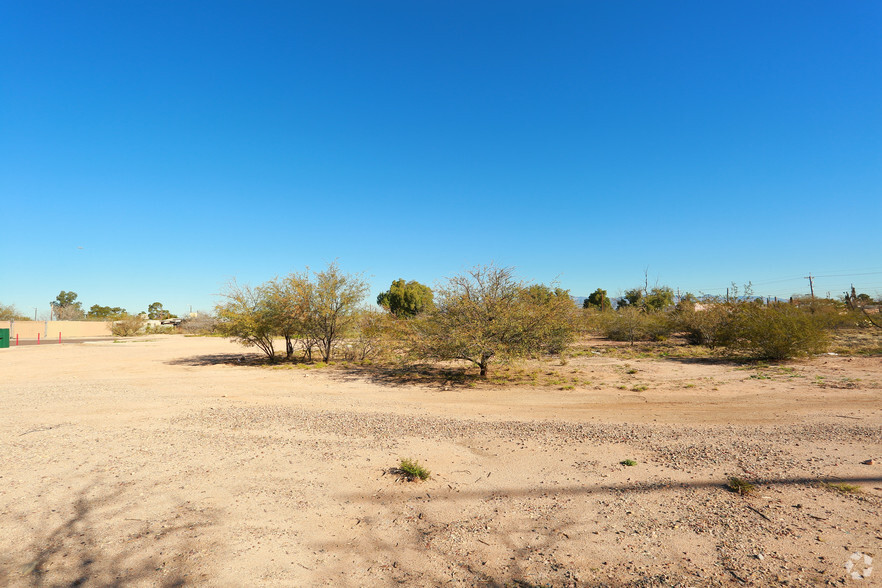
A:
[377,279,434,317]
[215,280,278,360]
[87,305,127,320]
[0,303,31,320]
[147,302,176,320]
[51,291,85,320]
[409,265,575,377]
[111,314,147,336]
[521,284,578,354]
[264,273,316,360]
[306,262,370,362]
[522,284,570,305]
[645,286,675,311]
[616,288,644,310]
[584,288,612,311]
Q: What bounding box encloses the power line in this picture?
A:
[810,271,882,279]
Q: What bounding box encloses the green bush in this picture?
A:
[396,458,430,481]
[799,299,862,330]
[111,315,146,337]
[727,476,756,496]
[729,303,828,359]
[145,325,176,335]
[675,304,737,348]
[600,308,673,344]
[644,312,675,341]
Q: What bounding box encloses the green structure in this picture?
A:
[0,328,9,348]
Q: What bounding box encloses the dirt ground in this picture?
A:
[1,336,880,587]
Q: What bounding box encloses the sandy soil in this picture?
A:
[1,336,880,587]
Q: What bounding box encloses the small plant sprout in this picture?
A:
[823,481,862,494]
[727,476,756,496]
[620,459,637,466]
[395,458,430,481]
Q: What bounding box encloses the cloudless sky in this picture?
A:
[2,1,881,317]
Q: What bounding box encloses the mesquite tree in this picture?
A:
[409,264,576,377]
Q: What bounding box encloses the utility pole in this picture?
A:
[804,274,815,299]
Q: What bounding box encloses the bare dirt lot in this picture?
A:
[1,336,880,587]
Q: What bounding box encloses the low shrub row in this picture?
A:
[584,300,869,359]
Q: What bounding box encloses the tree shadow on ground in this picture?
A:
[165,352,268,367]
[331,362,485,388]
[165,350,490,388]
[657,355,767,366]
[4,484,216,588]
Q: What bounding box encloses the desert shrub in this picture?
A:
[782,297,859,330]
[727,476,756,496]
[180,312,218,335]
[643,312,675,341]
[342,308,392,361]
[215,280,278,360]
[0,303,31,321]
[580,308,607,335]
[145,325,176,335]
[676,304,738,348]
[408,265,576,377]
[728,303,828,359]
[600,308,673,344]
[396,458,430,481]
[112,314,146,337]
[599,307,641,343]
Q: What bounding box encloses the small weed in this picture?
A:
[683,383,695,389]
[631,385,648,392]
[559,385,575,390]
[726,476,756,496]
[823,482,862,494]
[625,368,638,375]
[395,458,431,481]
[620,459,637,466]
[295,362,326,370]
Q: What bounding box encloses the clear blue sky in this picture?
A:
[2,2,880,317]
